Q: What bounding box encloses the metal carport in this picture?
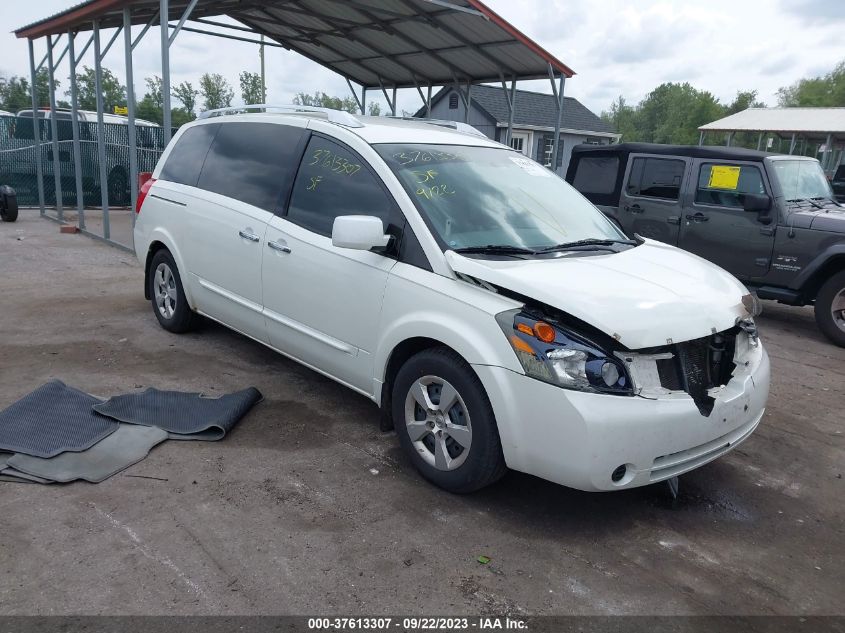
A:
[14,0,575,250]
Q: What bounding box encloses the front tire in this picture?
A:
[107,169,129,206]
[392,347,507,493]
[0,185,17,222]
[815,271,845,347]
[148,249,196,333]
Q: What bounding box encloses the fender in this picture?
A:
[141,226,196,308]
[790,242,845,291]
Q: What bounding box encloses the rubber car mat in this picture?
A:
[7,424,168,483]
[92,387,262,441]
[0,380,118,458]
[0,468,53,484]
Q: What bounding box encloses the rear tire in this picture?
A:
[107,169,129,206]
[0,185,17,222]
[148,249,196,333]
[392,346,507,493]
[815,271,845,347]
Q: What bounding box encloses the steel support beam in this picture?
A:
[100,25,123,59]
[170,25,286,47]
[28,39,46,215]
[698,131,705,146]
[125,7,139,229]
[160,0,171,143]
[501,75,516,146]
[789,133,797,155]
[379,79,396,116]
[549,66,565,174]
[75,33,95,62]
[93,21,111,239]
[824,133,833,170]
[68,31,85,227]
[169,0,200,45]
[347,78,365,115]
[132,10,159,50]
[726,131,734,147]
[47,35,64,218]
[426,84,432,118]
[756,132,763,151]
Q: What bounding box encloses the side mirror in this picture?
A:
[743,193,771,213]
[331,215,391,251]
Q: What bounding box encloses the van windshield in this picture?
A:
[376,144,623,252]
[770,159,833,200]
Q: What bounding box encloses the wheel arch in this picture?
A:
[142,231,193,306]
[795,252,845,301]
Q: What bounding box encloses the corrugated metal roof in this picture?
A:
[15,0,575,88]
[699,108,845,133]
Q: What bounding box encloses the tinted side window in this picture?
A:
[695,163,765,208]
[286,137,402,237]
[159,123,219,186]
[197,122,306,212]
[627,157,685,200]
[572,156,619,195]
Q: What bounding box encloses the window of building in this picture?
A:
[510,137,524,153]
[695,163,766,208]
[626,157,685,200]
[286,136,402,238]
[542,137,555,167]
[196,122,305,212]
[448,93,459,109]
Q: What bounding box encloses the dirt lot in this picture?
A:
[0,210,843,616]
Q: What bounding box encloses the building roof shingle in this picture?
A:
[420,84,616,134]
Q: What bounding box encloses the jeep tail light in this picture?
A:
[136,174,155,214]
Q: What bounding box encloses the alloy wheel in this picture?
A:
[154,262,177,320]
[404,375,472,471]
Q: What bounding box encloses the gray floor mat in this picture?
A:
[7,423,168,483]
[0,380,118,458]
[92,387,262,441]
[1,468,53,483]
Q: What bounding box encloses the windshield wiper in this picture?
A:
[537,238,637,253]
[811,196,843,208]
[788,198,825,209]
[452,245,537,258]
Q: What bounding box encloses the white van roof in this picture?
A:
[16,108,159,127]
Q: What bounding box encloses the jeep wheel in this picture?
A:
[815,270,845,347]
[107,169,129,207]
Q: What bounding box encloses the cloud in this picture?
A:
[780,0,845,23]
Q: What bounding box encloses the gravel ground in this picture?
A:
[0,210,842,616]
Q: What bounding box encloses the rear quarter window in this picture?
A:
[572,156,619,195]
[158,123,219,186]
[197,122,307,212]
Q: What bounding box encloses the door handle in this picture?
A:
[625,204,644,213]
[667,216,681,225]
[267,240,291,254]
[685,213,709,223]
[238,229,260,242]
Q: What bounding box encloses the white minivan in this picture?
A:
[133,106,770,493]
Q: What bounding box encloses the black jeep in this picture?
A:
[566,143,845,346]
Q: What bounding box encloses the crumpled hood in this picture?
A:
[446,240,751,350]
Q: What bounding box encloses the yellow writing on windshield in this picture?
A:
[708,165,741,190]
[309,148,361,176]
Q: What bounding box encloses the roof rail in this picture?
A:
[386,116,487,138]
[198,104,364,128]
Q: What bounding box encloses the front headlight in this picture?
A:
[496,309,633,395]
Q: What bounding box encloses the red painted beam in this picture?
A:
[15,0,131,40]
[465,0,576,78]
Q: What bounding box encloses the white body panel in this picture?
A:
[134,111,771,492]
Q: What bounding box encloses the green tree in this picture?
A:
[67,66,126,111]
[777,60,845,107]
[725,89,766,115]
[367,101,381,116]
[0,70,55,111]
[239,71,263,105]
[601,96,641,141]
[293,91,358,113]
[173,81,198,118]
[199,73,234,111]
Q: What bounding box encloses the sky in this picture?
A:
[1,0,844,118]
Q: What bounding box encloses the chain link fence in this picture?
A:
[0,113,170,248]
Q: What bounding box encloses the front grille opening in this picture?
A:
[658,331,737,416]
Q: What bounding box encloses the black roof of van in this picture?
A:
[571,142,771,162]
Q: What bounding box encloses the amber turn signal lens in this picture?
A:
[533,321,556,343]
[516,323,534,336]
[510,335,535,354]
